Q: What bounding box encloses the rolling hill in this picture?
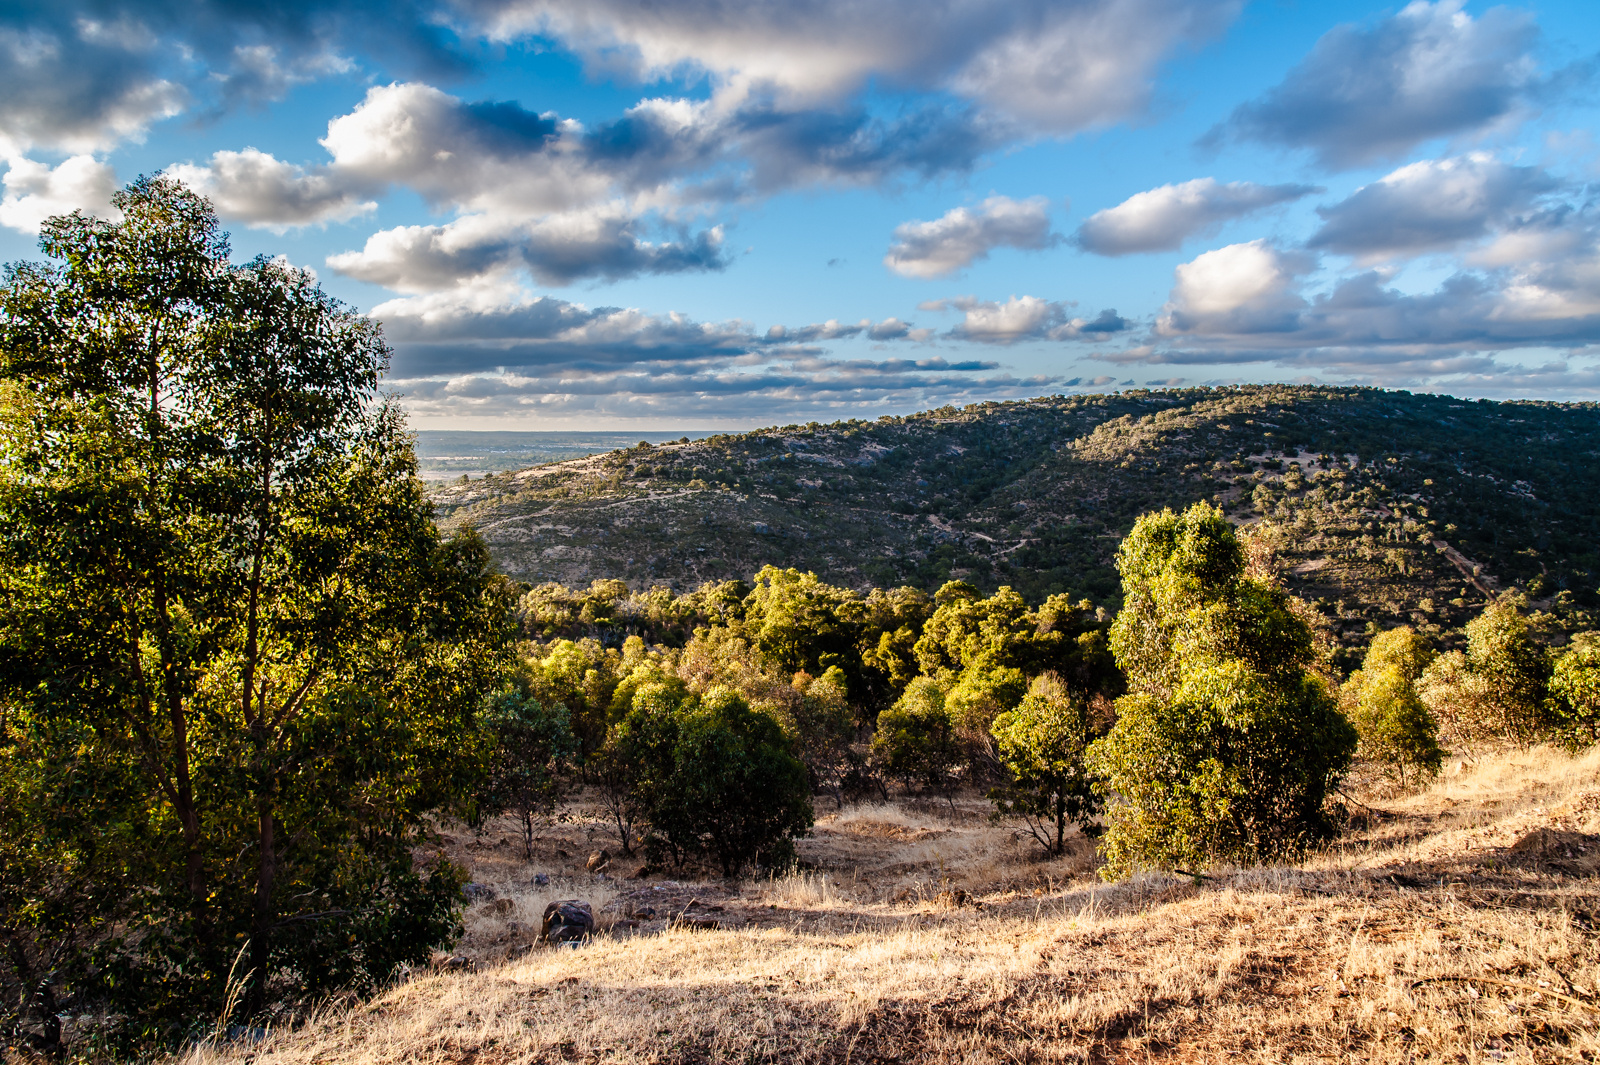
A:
[430,385,1600,652]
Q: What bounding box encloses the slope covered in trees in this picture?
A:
[433,386,1600,651]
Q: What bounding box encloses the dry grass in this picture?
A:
[172,747,1600,1064]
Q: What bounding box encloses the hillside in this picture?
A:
[181,747,1600,1064]
[431,385,1600,649]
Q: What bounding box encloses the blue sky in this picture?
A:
[3,0,1598,428]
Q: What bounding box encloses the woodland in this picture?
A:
[3,180,1599,1062]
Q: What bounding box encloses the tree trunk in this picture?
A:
[247,801,276,1016]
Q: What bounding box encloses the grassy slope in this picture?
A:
[185,748,1600,1064]
[432,385,1600,650]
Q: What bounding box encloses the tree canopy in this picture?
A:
[1088,503,1357,876]
[0,177,511,1039]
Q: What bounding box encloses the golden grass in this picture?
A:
[175,747,1600,1064]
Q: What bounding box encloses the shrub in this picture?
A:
[1087,503,1357,877]
[615,685,813,875]
[1549,633,1600,750]
[1342,627,1443,786]
[1417,597,1552,748]
[871,677,962,799]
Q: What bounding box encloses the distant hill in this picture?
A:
[430,385,1600,650]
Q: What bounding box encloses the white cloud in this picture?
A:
[884,196,1058,278]
[921,295,1130,343]
[472,0,1239,134]
[168,149,375,230]
[1209,0,1547,168]
[1157,240,1310,335]
[1309,154,1557,262]
[0,155,118,232]
[1074,178,1315,256]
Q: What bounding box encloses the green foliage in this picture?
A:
[871,678,962,798]
[613,684,813,875]
[988,673,1102,854]
[1087,504,1357,877]
[478,687,577,859]
[1548,633,1600,750]
[1417,597,1552,748]
[1342,627,1444,785]
[0,178,509,1041]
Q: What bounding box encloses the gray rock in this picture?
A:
[533,873,549,886]
[463,882,496,902]
[541,900,594,944]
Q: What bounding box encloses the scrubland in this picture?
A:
[172,747,1600,1064]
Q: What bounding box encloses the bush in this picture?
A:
[1417,597,1552,748]
[1549,633,1600,750]
[988,673,1102,854]
[871,677,962,799]
[615,684,813,875]
[1087,503,1357,877]
[1342,627,1443,786]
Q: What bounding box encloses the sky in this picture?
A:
[2,0,1599,429]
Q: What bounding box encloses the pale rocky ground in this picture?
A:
[183,748,1600,1064]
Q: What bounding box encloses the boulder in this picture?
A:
[462,882,497,902]
[532,873,549,886]
[541,900,594,944]
[586,849,611,873]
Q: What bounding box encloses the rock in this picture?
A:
[463,882,496,902]
[934,888,970,909]
[533,873,549,886]
[586,849,611,872]
[490,898,514,916]
[541,900,594,944]
[627,863,654,880]
[668,915,720,931]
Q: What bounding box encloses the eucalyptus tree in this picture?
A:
[1087,503,1356,876]
[0,177,511,1036]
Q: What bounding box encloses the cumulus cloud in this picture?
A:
[921,295,1130,343]
[168,149,375,230]
[1309,154,1558,262]
[1156,240,1312,336]
[1112,218,1600,387]
[0,1,468,155]
[328,210,727,290]
[187,82,997,288]
[1074,178,1316,256]
[1207,0,1549,169]
[0,155,119,232]
[883,196,1058,278]
[471,0,1240,134]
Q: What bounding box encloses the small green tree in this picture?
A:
[1087,503,1357,877]
[1342,627,1444,786]
[871,677,962,800]
[1549,633,1600,750]
[1417,597,1551,748]
[615,684,813,875]
[988,673,1101,854]
[479,689,577,859]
